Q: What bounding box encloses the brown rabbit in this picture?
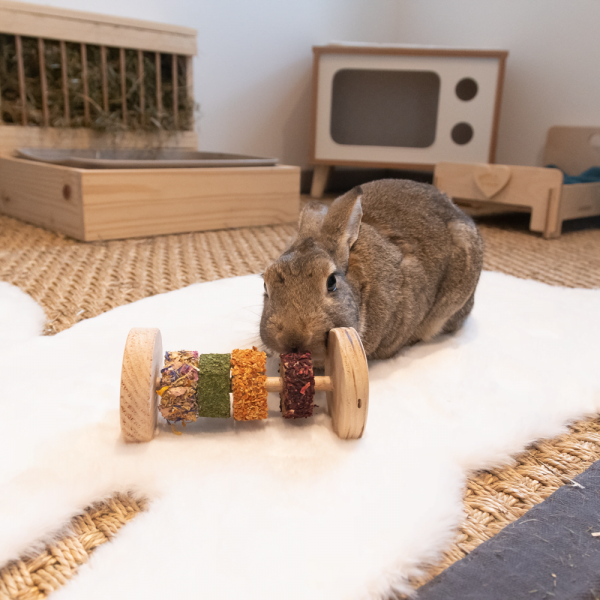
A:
[260,179,484,367]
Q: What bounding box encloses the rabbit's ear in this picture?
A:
[297,201,329,242]
[321,187,363,268]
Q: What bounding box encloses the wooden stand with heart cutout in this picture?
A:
[434,126,600,239]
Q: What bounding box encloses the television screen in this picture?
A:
[330,69,440,148]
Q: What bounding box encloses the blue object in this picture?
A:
[546,165,600,184]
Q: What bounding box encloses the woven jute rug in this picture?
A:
[0,206,599,599]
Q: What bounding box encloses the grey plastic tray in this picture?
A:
[16,148,279,169]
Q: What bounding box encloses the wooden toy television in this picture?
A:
[310,44,508,197]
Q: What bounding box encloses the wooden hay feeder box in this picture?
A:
[0,0,300,241]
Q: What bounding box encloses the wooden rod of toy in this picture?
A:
[265,376,333,392]
[152,373,334,393]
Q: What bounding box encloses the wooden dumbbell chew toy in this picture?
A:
[120,327,369,443]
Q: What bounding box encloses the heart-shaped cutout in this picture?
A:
[473,165,512,199]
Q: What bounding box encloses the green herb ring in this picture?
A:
[197,354,231,418]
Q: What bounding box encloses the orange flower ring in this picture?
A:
[231,347,268,421]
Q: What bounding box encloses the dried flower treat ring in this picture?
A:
[279,352,315,419]
[231,348,268,421]
[198,354,231,418]
[120,327,368,442]
[157,351,199,433]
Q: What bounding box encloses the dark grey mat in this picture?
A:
[417,460,600,600]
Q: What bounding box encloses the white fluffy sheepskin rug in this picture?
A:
[1,271,599,599]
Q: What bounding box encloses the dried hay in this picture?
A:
[0,33,195,134]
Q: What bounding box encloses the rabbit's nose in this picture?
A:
[281,330,306,353]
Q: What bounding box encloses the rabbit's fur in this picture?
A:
[260,179,484,367]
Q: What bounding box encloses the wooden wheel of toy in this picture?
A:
[324,327,369,440]
[120,327,163,443]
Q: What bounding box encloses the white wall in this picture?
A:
[17,0,400,167]
[192,1,399,166]
[393,0,600,167]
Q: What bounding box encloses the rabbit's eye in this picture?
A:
[264,282,268,297]
[326,273,337,292]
